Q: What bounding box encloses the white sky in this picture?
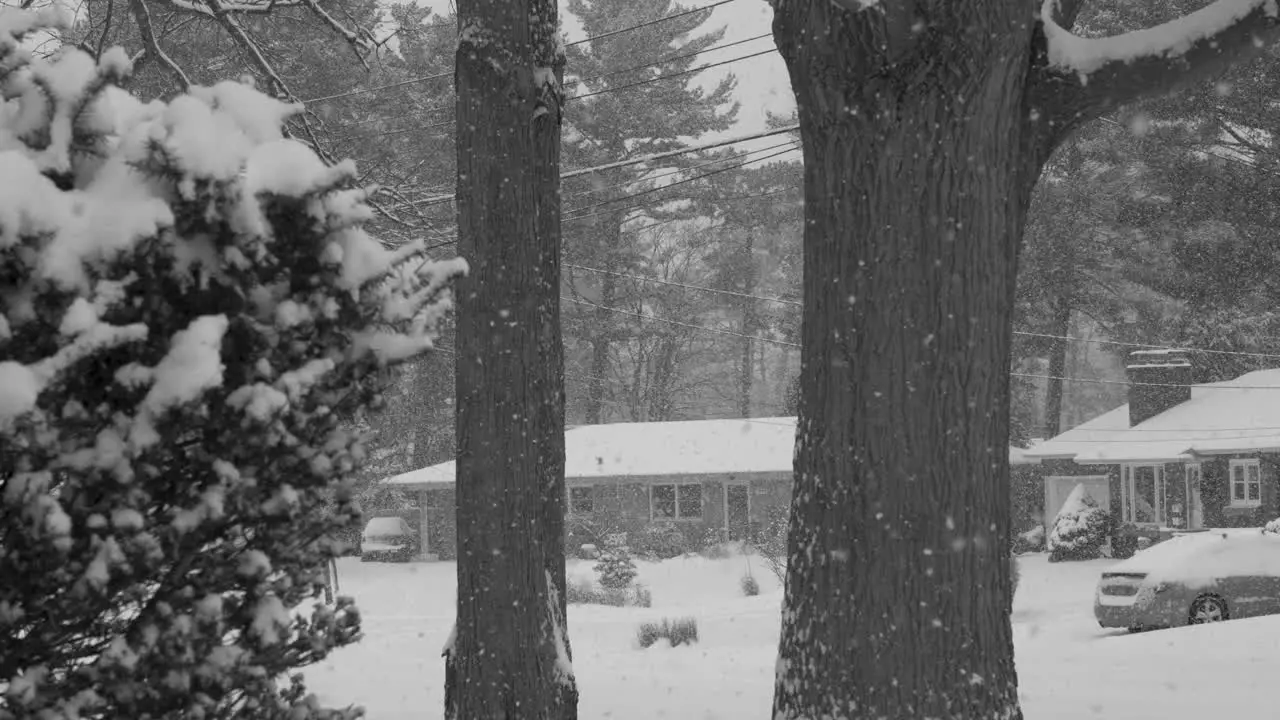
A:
[415,0,796,145]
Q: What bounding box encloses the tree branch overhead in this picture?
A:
[1037,0,1280,134]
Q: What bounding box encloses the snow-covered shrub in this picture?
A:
[699,526,730,558]
[1264,517,1280,535]
[594,545,638,589]
[565,576,650,607]
[634,521,687,559]
[749,504,789,583]
[1012,525,1045,554]
[0,10,461,718]
[740,573,760,597]
[636,616,698,648]
[1047,484,1110,562]
[565,575,599,605]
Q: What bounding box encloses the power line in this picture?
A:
[563,295,799,348]
[305,70,452,105]
[398,125,801,210]
[1015,330,1280,361]
[571,48,774,102]
[568,33,771,91]
[558,267,1280,363]
[563,143,800,220]
[306,0,744,104]
[565,263,799,307]
[564,138,795,203]
[565,0,740,47]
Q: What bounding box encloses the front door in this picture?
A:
[1185,463,1204,530]
[725,483,750,541]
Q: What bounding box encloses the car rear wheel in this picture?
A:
[1189,595,1229,624]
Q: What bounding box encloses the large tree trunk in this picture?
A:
[448,0,576,717]
[771,4,1035,719]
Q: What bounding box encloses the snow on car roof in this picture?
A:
[1109,530,1280,588]
[363,516,411,538]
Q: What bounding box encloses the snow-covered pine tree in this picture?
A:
[0,8,462,719]
[594,545,638,590]
[1047,485,1110,563]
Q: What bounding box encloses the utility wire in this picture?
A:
[401,125,800,210]
[565,0,739,47]
[567,33,771,91]
[571,49,774,101]
[564,139,796,203]
[561,266,1280,363]
[563,144,800,221]
[305,0,743,104]
[563,295,798,348]
[567,263,800,306]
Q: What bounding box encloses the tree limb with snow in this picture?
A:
[0,9,462,717]
[1032,0,1280,148]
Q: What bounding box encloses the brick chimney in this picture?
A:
[1126,349,1192,427]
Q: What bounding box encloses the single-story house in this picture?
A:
[383,416,1040,560]
[1025,349,1280,544]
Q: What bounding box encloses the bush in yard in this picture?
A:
[636,617,699,648]
[594,545,638,589]
[740,573,760,597]
[700,526,731,558]
[748,503,789,583]
[1047,484,1110,562]
[0,11,461,718]
[1264,517,1280,535]
[566,576,650,607]
[1012,525,1045,554]
[634,521,687,559]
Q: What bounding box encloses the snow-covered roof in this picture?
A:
[1026,369,1280,464]
[384,416,1039,488]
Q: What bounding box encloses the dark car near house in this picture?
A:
[1095,529,1280,632]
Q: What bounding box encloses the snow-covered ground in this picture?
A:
[307,553,1280,719]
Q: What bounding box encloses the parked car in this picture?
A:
[1095,529,1280,632]
[361,516,416,562]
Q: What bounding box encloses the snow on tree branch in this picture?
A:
[0,8,461,716]
[1037,0,1280,137]
[1042,0,1279,76]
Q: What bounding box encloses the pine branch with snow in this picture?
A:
[0,8,462,718]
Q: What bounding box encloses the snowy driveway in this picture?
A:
[307,553,1280,719]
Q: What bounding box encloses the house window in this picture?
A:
[1229,459,1262,508]
[568,486,594,516]
[650,483,703,520]
[1121,464,1166,525]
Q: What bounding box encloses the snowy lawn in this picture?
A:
[308,553,1280,719]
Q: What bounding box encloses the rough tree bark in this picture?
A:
[770,1,1280,718]
[447,0,576,717]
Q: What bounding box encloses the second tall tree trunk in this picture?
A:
[449,1,577,717]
